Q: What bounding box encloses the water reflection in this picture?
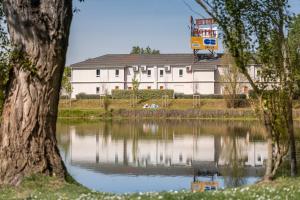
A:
[57,120,268,193]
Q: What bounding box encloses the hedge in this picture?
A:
[60,95,70,99]
[76,93,101,99]
[111,89,174,99]
[249,89,300,100]
[174,93,247,99]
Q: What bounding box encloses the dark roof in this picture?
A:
[70,54,222,69]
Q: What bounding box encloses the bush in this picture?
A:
[225,98,249,108]
[60,95,70,99]
[174,93,247,99]
[175,93,223,99]
[112,89,174,99]
[76,93,100,99]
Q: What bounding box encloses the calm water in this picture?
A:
[56,120,276,193]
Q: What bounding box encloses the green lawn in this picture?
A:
[59,99,232,110]
[1,175,300,200]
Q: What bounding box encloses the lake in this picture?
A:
[56,119,289,194]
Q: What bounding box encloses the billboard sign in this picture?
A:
[190,16,218,51]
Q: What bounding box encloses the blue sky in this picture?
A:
[66,0,300,65]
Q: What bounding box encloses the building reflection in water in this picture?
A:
[57,120,268,188]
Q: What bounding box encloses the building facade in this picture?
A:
[70,54,259,98]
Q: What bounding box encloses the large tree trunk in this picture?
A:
[0,0,72,185]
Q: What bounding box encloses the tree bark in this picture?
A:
[287,97,297,177]
[0,0,72,185]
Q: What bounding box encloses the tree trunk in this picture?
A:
[261,106,274,181]
[264,134,274,181]
[287,97,297,177]
[0,0,72,185]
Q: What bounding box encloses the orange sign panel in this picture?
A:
[191,37,218,50]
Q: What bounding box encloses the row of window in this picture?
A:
[96,69,184,77]
[96,69,119,77]
[96,86,165,93]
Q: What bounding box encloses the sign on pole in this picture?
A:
[190,17,219,51]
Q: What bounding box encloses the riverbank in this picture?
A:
[1,175,300,199]
[58,99,300,120]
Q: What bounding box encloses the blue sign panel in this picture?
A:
[203,38,217,46]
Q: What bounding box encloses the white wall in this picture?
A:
[71,66,217,98]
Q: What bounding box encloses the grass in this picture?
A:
[58,99,300,120]
[1,175,300,199]
[59,99,235,111]
[58,99,254,119]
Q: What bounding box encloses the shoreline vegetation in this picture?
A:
[1,175,300,200]
[58,99,300,120]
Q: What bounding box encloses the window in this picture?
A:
[160,69,164,77]
[147,69,151,77]
[96,87,100,94]
[160,86,164,90]
[179,69,183,77]
[243,86,249,94]
[147,86,151,90]
[96,69,100,77]
[179,154,183,162]
[115,69,119,77]
[115,86,119,90]
[257,155,262,162]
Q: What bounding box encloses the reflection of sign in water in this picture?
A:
[191,181,219,192]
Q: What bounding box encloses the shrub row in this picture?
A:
[60,95,70,99]
[249,89,300,100]
[111,89,174,99]
[76,93,100,99]
[174,93,247,99]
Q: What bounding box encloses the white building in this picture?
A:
[70,54,259,98]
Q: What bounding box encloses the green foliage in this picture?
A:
[174,93,247,99]
[130,46,160,54]
[112,89,174,99]
[61,67,73,98]
[132,74,140,96]
[103,95,111,112]
[196,0,299,177]
[0,2,10,112]
[289,15,300,97]
[76,93,102,99]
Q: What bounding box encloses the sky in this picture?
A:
[66,0,300,65]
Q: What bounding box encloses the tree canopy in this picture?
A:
[0,2,10,112]
[195,0,300,179]
[130,46,160,55]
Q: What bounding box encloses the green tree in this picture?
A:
[130,46,160,54]
[131,74,140,107]
[130,46,141,54]
[220,53,244,108]
[132,74,140,96]
[196,0,299,179]
[61,67,72,98]
[0,2,10,113]
[289,15,300,98]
